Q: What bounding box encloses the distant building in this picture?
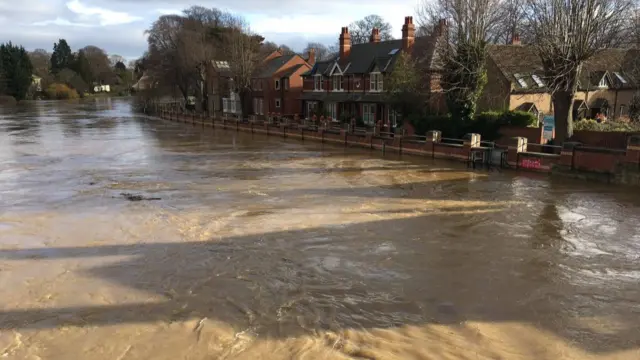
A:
[479,38,640,121]
[251,49,313,117]
[300,17,448,126]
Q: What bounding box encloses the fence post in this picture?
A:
[559,142,581,170]
[426,130,442,159]
[508,137,527,169]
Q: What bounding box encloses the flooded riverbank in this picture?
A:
[1,99,640,359]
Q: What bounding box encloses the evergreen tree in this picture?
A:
[114,61,127,72]
[0,42,34,100]
[50,39,73,73]
[72,50,92,84]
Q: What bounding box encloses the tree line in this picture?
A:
[0,39,136,102]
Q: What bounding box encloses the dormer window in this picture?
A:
[598,76,608,88]
[314,75,323,91]
[532,74,545,87]
[284,78,289,89]
[370,72,383,91]
[514,73,527,88]
[614,72,627,84]
[333,75,343,91]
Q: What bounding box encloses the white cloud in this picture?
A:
[32,17,94,27]
[67,0,142,26]
[155,9,182,15]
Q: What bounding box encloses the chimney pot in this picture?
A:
[402,15,416,52]
[307,48,316,65]
[370,27,381,43]
[340,26,351,59]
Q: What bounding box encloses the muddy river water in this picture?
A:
[1,98,640,359]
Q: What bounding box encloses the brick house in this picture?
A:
[479,38,640,121]
[206,60,239,116]
[251,49,314,117]
[300,16,447,127]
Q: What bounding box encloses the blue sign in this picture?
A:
[543,115,554,140]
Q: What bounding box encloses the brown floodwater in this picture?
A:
[1,98,640,359]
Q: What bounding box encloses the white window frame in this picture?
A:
[363,103,376,125]
[284,78,289,89]
[306,101,317,117]
[332,75,343,91]
[370,72,383,92]
[314,75,323,91]
[327,102,337,119]
[275,98,281,109]
[620,104,627,117]
[223,98,229,113]
[275,79,280,90]
[259,98,264,115]
[388,107,400,127]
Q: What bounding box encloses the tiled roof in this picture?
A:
[488,45,640,92]
[278,63,307,78]
[257,54,297,78]
[302,34,443,79]
[342,40,403,74]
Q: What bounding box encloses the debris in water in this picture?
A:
[116,192,161,201]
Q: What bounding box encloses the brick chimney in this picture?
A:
[510,34,521,46]
[436,18,447,37]
[339,27,351,59]
[402,16,415,52]
[370,27,380,43]
[307,48,316,65]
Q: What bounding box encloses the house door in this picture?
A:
[362,103,376,126]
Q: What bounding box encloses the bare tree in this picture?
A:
[145,15,191,101]
[417,0,501,122]
[28,49,51,77]
[222,17,263,116]
[80,45,114,84]
[492,0,527,44]
[349,15,394,44]
[278,44,296,55]
[303,42,330,60]
[525,0,633,142]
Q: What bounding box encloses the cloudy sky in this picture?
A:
[0,0,419,60]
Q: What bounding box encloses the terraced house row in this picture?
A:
[209,15,639,126]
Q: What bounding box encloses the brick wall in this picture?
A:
[497,126,544,145]
[571,131,638,149]
[573,147,626,173]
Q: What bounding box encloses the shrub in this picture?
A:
[573,119,640,132]
[409,113,455,136]
[501,110,538,127]
[474,111,502,124]
[45,83,79,100]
